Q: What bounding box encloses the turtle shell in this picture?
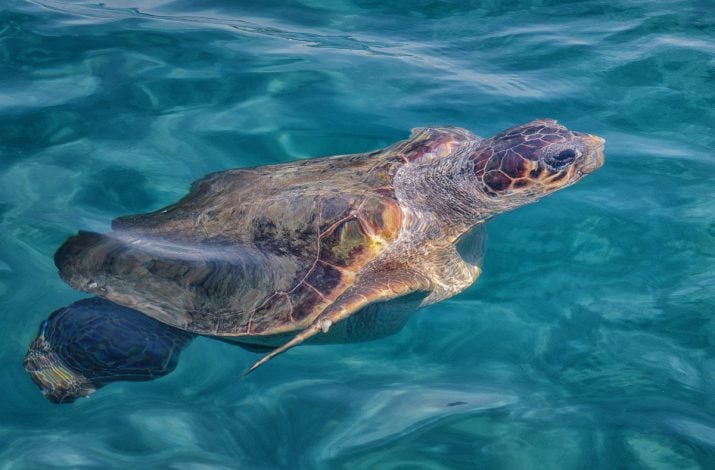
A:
[55,127,478,337]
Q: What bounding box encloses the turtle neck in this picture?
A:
[393,148,494,240]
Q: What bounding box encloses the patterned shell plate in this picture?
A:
[55,127,478,337]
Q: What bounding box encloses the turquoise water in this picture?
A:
[2,0,714,467]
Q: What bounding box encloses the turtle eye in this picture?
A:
[555,149,576,161]
[544,148,578,169]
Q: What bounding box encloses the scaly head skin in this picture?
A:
[393,119,605,233]
[472,118,605,205]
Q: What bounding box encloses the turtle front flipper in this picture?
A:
[24,297,194,404]
[244,271,432,375]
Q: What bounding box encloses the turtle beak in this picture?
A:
[580,134,605,174]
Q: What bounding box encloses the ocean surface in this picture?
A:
[1,0,714,468]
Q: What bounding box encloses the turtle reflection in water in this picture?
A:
[24,119,605,403]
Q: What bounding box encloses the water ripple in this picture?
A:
[30,0,407,56]
[2,0,715,467]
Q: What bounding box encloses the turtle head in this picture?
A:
[471,119,605,206]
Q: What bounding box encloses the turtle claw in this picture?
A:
[243,324,321,376]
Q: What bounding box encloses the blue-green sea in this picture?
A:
[2,0,714,468]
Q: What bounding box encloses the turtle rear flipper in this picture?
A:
[24,297,194,403]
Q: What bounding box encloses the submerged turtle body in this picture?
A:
[25,119,605,402]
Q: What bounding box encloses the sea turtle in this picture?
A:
[24,119,605,403]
